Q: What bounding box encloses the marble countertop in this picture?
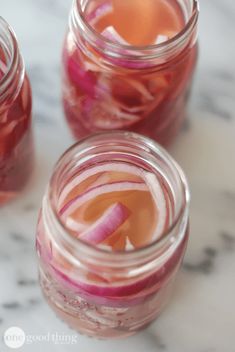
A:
[0,0,235,351]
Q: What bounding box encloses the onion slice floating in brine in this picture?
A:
[49,233,186,303]
[58,162,147,208]
[92,100,141,128]
[66,217,89,233]
[142,172,167,241]
[79,202,130,244]
[60,180,148,218]
[101,26,130,45]
[66,55,97,97]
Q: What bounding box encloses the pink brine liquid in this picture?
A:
[92,0,184,46]
[62,0,198,144]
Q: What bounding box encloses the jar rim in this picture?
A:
[44,132,190,267]
[71,0,199,60]
[0,17,22,100]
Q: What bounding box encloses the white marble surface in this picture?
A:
[0,0,235,351]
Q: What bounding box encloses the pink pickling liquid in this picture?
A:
[90,0,185,46]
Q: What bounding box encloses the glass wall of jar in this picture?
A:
[0,17,34,205]
[62,0,199,145]
[36,132,190,339]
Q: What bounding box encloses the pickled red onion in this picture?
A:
[58,162,146,208]
[143,173,166,240]
[67,56,96,97]
[50,264,159,307]
[122,77,154,101]
[82,98,142,128]
[88,3,113,26]
[58,163,166,244]
[116,101,146,114]
[60,172,109,213]
[83,61,104,73]
[95,77,149,115]
[66,217,88,232]
[60,180,148,218]
[101,26,130,45]
[50,234,185,300]
[79,203,130,244]
[93,101,141,127]
[100,27,156,69]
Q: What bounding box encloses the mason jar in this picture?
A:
[62,0,199,145]
[0,17,33,205]
[36,132,190,339]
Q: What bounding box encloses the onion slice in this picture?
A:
[101,26,130,45]
[79,203,130,244]
[143,172,166,241]
[100,26,156,69]
[122,77,154,101]
[60,180,148,218]
[66,217,88,232]
[93,100,141,127]
[58,163,166,243]
[58,162,147,208]
[67,55,96,97]
[50,233,187,301]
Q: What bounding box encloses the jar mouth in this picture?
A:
[72,0,199,60]
[0,17,21,98]
[45,132,190,265]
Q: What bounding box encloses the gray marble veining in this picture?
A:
[0,0,235,351]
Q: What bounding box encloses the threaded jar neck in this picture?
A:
[42,132,190,274]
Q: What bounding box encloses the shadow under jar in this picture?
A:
[36,132,190,339]
[62,0,199,145]
[0,17,33,205]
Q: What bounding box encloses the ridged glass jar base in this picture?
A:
[39,264,176,339]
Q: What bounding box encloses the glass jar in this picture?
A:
[36,132,190,339]
[0,17,33,205]
[62,0,199,145]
